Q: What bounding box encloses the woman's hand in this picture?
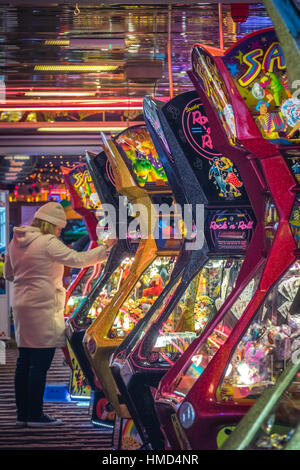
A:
[103,237,118,250]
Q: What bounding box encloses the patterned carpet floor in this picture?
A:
[0,346,113,450]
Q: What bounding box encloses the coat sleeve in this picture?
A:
[4,250,14,281]
[46,236,107,268]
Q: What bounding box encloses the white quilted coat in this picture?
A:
[4,226,106,348]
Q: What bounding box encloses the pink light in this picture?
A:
[3,98,144,105]
[160,353,175,367]
[119,308,138,325]
[207,337,221,349]
[214,328,229,338]
[158,328,184,355]
[0,106,143,111]
[82,264,101,297]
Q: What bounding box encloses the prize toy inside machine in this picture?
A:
[154,27,300,451]
[83,125,182,450]
[221,357,300,450]
[109,88,263,450]
[64,150,138,426]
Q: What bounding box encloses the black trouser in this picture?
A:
[15,347,56,420]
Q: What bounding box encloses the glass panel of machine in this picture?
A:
[148,258,243,368]
[107,256,175,339]
[289,194,300,250]
[246,371,300,450]
[85,257,135,321]
[264,197,279,251]
[172,267,263,398]
[65,263,107,318]
[217,261,300,404]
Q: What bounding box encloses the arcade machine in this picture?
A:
[110,88,264,450]
[221,357,300,450]
[154,27,300,450]
[62,163,102,321]
[61,163,102,378]
[83,124,182,439]
[65,150,137,409]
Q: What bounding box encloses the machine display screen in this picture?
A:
[115,126,169,189]
[138,258,243,368]
[107,256,176,339]
[67,164,101,211]
[216,261,300,404]
[171,264,264,398]
[222,29,300,144]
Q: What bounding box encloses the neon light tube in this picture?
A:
[34,65,119,72]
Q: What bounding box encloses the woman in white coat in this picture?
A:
[4,201,115,427]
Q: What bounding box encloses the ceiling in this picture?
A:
[0,2,273,187]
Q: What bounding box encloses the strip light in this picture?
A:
[44,40,70,46]
[24,91,97,97]
[0,106,143,111]
[34,65,119,72]
[37,126,129,132]
[5,98,143,105]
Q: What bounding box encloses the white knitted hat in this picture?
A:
[34,202,67,228]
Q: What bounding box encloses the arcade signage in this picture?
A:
[207,209,254,251]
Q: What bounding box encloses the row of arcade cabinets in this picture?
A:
[109,88,260,450]
[153,27,300,450]
[65,124,182,440]
[63,26,300,450]
[65,90,258,447]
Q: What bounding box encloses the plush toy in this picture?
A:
[142,274,164,297]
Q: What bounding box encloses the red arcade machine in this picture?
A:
[154,27,300,450]
[61,163,102,372]
[62,164,102,319]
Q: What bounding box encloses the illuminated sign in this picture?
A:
[67,166,100,211]
[162,91,246,204]
[207,209,254,251]
[222,29,300,143]
[115,126,168,188]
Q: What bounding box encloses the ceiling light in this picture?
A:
[37,126,129,132]
[44,40,70,46]
[44,39,126,50]
[69,39,126,49]
[24,91,97,97]
[0,106,143,111]
[4,155,30,160]
[34,65,119,72]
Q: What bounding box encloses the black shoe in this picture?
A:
[27,413,62,427]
